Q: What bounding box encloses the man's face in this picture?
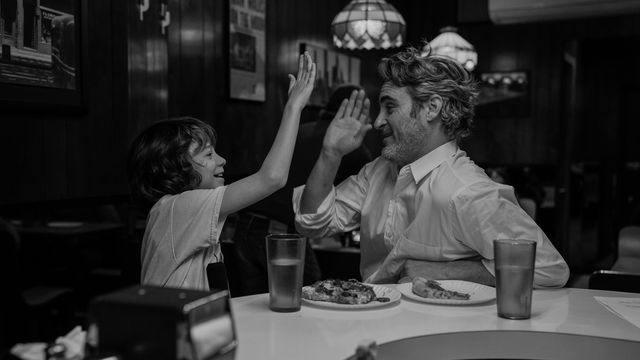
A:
[374,83,429,166]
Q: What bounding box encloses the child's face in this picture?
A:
[190,141,226,189]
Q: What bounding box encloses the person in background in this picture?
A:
[233,84,374,295]
[488,166,541,221]
[126,52,316,290]
[294,45,569,288]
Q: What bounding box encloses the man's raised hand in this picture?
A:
[322,89,372,158]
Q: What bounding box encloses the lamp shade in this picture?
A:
[426,26,477,71]
[331,0,406,50]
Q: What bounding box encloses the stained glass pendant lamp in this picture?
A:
[426,26,477,71]
[331,0,406,50]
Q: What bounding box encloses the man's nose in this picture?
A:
[373,111,386,130]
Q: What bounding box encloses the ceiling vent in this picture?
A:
[488,0,640,24]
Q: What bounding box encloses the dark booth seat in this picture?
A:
[588,269,640,293]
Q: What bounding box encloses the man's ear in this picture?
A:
[425,95,443,123]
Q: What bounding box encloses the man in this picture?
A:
[293,45,569,287]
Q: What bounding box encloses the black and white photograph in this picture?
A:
[0,0,76,89]
[2,1,640,359]
[229,0,265,101]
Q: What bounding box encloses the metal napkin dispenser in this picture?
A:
[87,285,236,360]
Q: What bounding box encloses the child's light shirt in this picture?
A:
[141,187,227,290]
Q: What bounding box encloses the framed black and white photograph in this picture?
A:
[0,0,82,108]
[229,0,266,102]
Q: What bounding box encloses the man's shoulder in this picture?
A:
[429,156,494,199]
[444,154,491,185]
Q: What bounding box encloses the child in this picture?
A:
[127,52,316,290]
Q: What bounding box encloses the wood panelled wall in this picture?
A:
[1,0,640,206]
[461,14,640,165]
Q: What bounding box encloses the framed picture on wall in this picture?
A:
[299,43,363,107]
[349,57,360,86]
[0,0,83,109]
[229,0,266,102]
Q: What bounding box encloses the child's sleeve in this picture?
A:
[170,187,228,259]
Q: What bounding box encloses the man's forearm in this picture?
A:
[300,149,342,214]
[401,259,496,287]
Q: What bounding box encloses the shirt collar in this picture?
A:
[408,141,458,183]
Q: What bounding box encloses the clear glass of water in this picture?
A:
[266,234,306,312]
[494,239,537,319]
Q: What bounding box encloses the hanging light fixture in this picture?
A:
[425,26,477,71]
[331,0,406,50]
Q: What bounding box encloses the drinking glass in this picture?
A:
[266,234,306,312]
[494,239,536,319]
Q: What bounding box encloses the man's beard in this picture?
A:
[380,134,425,166]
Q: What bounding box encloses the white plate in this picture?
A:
[302,284,401,310]
[397,280,495,305]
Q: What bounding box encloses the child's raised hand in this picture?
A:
[287,51,316,109]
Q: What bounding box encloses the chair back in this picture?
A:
[588,270,640,293]
[612,226,640,272]
[0,218,24,348]
[618,226,640,257]
[206,262,230,294]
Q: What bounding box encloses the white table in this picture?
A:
[230,287,640,360]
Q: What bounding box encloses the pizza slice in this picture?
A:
[411,277,471,300]
[302,279,390,305]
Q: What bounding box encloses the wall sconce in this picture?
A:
[138,0,149,21]
[160,2,171,35]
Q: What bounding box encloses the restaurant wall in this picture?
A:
[1,0,639,210]
[458,13,640,166]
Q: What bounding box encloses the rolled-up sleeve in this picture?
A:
[292,185,338,238]
[293,164,371,238]
[452,182,570,288]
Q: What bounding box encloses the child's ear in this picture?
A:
[425,95,443,123]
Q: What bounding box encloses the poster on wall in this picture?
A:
[300,43,329,107]
[326,50,361,88]
[335,53,349,86]
[349,57,360,86]
[229,0,266,102]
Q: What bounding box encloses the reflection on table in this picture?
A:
[14,221,124,237]
[230,287,640,360]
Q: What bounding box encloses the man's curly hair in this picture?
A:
[127,117,217,203]
[378,43,479,142]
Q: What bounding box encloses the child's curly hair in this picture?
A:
[127,117,217,202]
[377,43,479,142]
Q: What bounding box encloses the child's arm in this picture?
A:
[220,52,316,217]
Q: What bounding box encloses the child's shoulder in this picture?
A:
[150,187,227,218]
[160,187,227,208]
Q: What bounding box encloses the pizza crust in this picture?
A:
[411,277,471,300]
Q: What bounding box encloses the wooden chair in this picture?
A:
[588,270,640,293]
